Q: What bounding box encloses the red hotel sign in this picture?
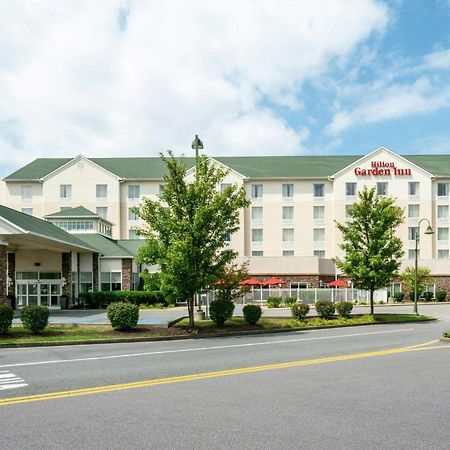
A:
[354,161,412,176]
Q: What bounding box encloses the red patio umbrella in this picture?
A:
[328,279,348,288]
[242,278,262,286]
[262,277,286,286]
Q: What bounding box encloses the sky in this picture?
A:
[1,0,450,177]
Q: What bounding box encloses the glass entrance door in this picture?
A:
[16,282,62,308]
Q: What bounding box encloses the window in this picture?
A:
[101,272,122,291]
[159,184,165,197]
[346,182,357,196]
[128,229,139,239]
[438,227,448,242]
[391,282,402,295]
[80,272,93,293]
[377,182,388,196]
[313,228,325,243]
[251,184,263,200]
[21,208,33,216]
[438,249,449,259]
[53,220,94,231]
[283,250,294,256]
[345,205,353,219]
[251,207,263,223]
[128,207,139,221]
[224,231,231,243]
[252,229,263,243]
[408,227,419,241]
[282,183,294,199]
[128,185,140,200]
[252,251,264,257]
[220,183,231,193]
[60,184,72,200]
[408,249,418,259]
[438,183,449,197]
[314,250,325,258]
[438,205,449,222]
[313,183,324,198]
[96,207,107,219]
[96,184,107,199]
[21,185,32,201]
[313,206,324,222]
[409,182,419,197]
[408,204,420,219]
[282,206,294,223]
[282,228,294,244]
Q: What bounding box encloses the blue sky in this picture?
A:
[1,0,450,177]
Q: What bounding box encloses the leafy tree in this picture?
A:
[139,269,161,291]
[214,262,250,302]
[136,152,249,327]
[335,186,404,315]
[400,266,433,297]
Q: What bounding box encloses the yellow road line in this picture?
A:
[407,339,439,349]
[0,343,446,407]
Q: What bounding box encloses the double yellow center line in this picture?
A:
[0,340,445,407]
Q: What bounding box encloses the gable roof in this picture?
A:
[45,206,99,219]
[4,158,72,180]
[72,234,143,258]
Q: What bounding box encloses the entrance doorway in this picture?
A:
[16,281,62,308]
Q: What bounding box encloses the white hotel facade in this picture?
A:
[1,146,450,306]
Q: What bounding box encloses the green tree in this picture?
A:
[400,266,433,297]
[335,186,404,315]
[136,152,249,327]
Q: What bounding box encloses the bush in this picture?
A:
[423,291,434,302]
[315,301,335,319]
[243,304,262,325]
[436,291,447,302]
[209,299,234,326]
[393,292,404,302]
[0,303,14,334]
[107,302,139,330]
[266,296,282,308]
[79,290,167,309]
[284,296,297,307]
[20,305,49,333]
[291,303,310,320]
[335,301,353,318]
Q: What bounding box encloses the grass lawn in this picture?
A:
[0,313,435,346]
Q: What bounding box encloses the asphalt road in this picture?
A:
[0,306,449,449]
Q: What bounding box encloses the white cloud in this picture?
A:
[0,0,388,171]
[423,49,450,69]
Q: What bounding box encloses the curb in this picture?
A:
[0,316,437,348]
[439,337,450,342]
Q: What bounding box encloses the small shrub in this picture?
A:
[0,303,14,334]
[393,292,404,302]
[266,296,282,308]
[243,304,262,325]
[209,299,234,326]
[291,303,310,320]
[20,305,49,333]
[284,296,297,307]
[335,301,353,318]
[436,291,447,302]
[423,291,434,302]
[315,301,335,319]
[107,302,139,330]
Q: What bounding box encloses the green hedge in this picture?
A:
[0,303,14,334]
[78,291,167,309]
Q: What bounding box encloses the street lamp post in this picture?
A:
[414,218,434,315]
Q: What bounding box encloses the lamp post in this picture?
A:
[414,218,434,315]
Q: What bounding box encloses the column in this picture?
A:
[121,258,133,291]
[0,245,7,302]
[61,252,72,306]
[7,252,15,298]
[92,253,99,291]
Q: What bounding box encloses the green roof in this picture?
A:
[0,205,95,250]
[116,239,146,256]
[45,206,99,218]
[73,234,137,258]
[4,153,450,180]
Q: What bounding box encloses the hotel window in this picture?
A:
[96,207,107,219]
[220,183,231,193]
[282,206,294,224]
[251,207,263,223]
[408,227,419,241]
[251,184,263,200]
[128,184,140,200]
[224,231,231,243]
[377,182,388,196]
[96,184,107,199]
[128,229,139,239]
[438,183,449,197]
[438,249,449,259]
[21,185,32,201]
[314,250,325,258]
[346,182,357,196]
[438,205,449,223]
[282,228,294,245]
[408,204,420,219]
[438,227,448,243]
[128,207,139,221]
[252,229,263,243]
[408,249,418,259]
[80,272,93,293]
[408,182,419,197]
[21,208,33,216]
[283,250,294,256]
[101,272,122,291]
[282,184,294,199]
[313,228,325,243]
[313,183,324,198]
[313,206,324,223]
[252,250,264,257]
[60,184,72,200]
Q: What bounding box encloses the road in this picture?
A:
[0,305,449,449]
